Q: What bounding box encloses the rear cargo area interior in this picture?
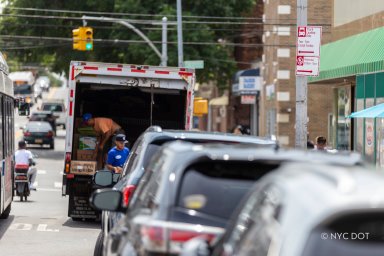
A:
[74,83,186,147]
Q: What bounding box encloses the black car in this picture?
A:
[29,110,57,134]
[23,121,55,149]
[92,142,327,255]
[91,126,277,255]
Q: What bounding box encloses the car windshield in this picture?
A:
[26,122,52,131]
[42,104,63,112]
[14,84,32,94]
[176,161,279,220]
[302,212,384,256]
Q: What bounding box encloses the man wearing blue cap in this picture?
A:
[106,134,130,173]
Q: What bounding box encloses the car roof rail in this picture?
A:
[145,125,162,133]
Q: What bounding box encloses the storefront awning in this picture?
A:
[309,27,384,83]
[349,103,384,118]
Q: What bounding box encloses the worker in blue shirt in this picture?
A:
[106,134,130,173]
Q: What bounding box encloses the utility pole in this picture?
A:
[176,0,184,67]
[295,0,308,148]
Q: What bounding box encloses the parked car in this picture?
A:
[40,100,66,128]
[92,142,364,256]
[36,76,51,92]
[22,121,55,149]
[182,160,383,256]
[29,110,57,134]
[91,126,277,256]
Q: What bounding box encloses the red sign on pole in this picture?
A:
[296,26,322,77]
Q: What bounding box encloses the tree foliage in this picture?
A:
[0,0,255,89]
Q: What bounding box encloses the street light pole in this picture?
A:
[82,15,167,66]
[176,0,184,67]
[161,17,168,67]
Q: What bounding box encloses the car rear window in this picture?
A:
[26,122,52,131]
[302,212,384,256]
[42,104,63,112]
[176,161,279,220]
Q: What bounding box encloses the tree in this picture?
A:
[0,0,256,90]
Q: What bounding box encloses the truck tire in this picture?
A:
[94,231,104,256]
[0,204,11,219]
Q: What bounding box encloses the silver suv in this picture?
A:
[40,100,66,128]
[183,161,384,256]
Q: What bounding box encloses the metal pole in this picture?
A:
[161,17,168,67]
[82,15,162,60]
[176,0,184,67]
[295,0,308,148]
[208,104,212,132]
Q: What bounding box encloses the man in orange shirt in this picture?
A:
[82,113,125,168]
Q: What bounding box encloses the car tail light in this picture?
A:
[137,219,221,254]
[24,131,31,136]
[122,185,136,207]
[46,131,53,137]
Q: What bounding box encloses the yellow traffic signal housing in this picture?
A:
[193,98,208,116]
[72,27,93,51]
[72,28,85,51]
[84,27,93,51]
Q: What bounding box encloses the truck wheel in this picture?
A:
[0,204,11,219]
[93,231,104,256]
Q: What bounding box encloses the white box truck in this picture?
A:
[63,61,195,220]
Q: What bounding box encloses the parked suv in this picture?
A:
[182,160,384,256]
[40,100,66,128]
[91,126,277,255]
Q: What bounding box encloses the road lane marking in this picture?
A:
[37,188,61,192]
[10,223,33,231]
[37,224,59,232]
[54,182,62,188]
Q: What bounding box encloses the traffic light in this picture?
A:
[72,27,93,51]
[193,97,208,116]
[72,28,85,51]
[84,27,93,51]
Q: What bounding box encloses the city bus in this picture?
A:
[0,52,15,219]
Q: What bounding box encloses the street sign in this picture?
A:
[297,26,322,57]
[241,95,255,104]
[296,26,322,77]
[184,60,204,69]
[239,76,261,91]
[296,56,320,76]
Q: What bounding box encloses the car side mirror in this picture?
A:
[180,237,211,256]
[93,170,114,187]
[90,189,122,212]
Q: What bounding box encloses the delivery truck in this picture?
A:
[63,61,195,220]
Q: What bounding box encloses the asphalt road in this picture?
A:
[0,86,100,256]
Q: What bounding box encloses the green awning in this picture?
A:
[309,27,384,83]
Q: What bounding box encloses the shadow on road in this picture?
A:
[0,215,15,239]
[27,149,65,161]
[62,218,100,229]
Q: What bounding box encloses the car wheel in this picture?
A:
[50,142,55,150]
[93,231,104,256]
